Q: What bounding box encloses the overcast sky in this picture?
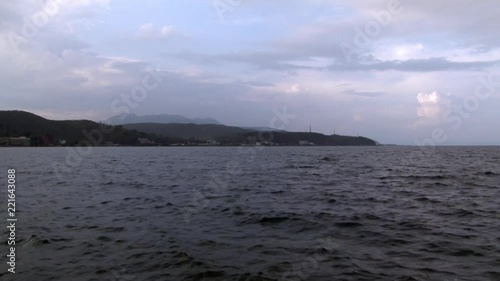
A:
[1,0,499,145]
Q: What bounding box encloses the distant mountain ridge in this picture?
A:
[0,110,378,146]
[103,113,222,125]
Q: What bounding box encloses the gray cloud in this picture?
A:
[2,0,500,144]
[329,58,500,72]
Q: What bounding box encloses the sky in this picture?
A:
[1,0,499,145]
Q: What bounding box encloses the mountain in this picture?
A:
[103,113,222,125]
[123,123,254,140]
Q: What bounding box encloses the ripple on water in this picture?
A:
[1,146,498,281]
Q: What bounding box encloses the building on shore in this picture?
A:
[138,138,155,145]
[0,136,31,146]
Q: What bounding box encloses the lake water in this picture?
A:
[0,146,499,281]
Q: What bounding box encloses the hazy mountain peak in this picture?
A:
[102,113,222,126]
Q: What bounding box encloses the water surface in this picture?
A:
[0,146,499,281]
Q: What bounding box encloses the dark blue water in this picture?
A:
[0,146,499,281]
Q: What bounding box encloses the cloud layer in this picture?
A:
[1,0,499,144]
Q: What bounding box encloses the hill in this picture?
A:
[216,131,376,146]
[122,123,254,140]
[123,122,377,146]
[0,110,180,146]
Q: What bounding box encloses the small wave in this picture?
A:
[97,236,112,242]
[183,270,226,280]
[258,217,290,224]
[22,235,50,248]
[335,222,363,227]
[452,249,483,257]
[103,226,125,233]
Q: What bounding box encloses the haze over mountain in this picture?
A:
[104,113,279,132]
[103,113,222,126]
